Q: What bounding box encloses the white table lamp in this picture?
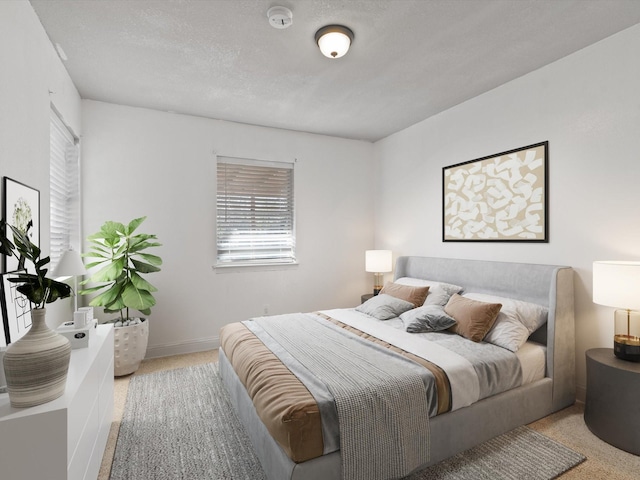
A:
[365,250,392,295]
[52,249,88,314]
[593,261,640,362]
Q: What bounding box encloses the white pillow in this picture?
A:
[463,292,548,352]
[394,277,432,287]
[395,277,463,306]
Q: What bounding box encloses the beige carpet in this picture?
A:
[99,350,640,480]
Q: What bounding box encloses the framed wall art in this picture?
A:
[0,271,32,346]
[443,141,548,242]
[3,177,40,272]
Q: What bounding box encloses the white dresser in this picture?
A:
[0,324,114,480]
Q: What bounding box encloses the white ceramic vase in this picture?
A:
[113,318,148,376]
[2,308,71,408]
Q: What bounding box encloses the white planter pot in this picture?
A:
[113,318,148,376]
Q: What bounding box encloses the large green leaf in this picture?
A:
[130,271,158,293]
[35,256,49,269]
[126,216,147,235]
[89,283,124,308]
[83,259,110,270]
[136,253,162,266]
[84,243,114,256]
[86,231,109,242]
[78,284,106,294]
[44,278,72,303]
[90,257,126,282]
[129,241,161,254]
[0,219,15,256]
[131,258,161,274]
[17,283,45,305]
[10,224,40,264]
[114,242,128,256]
[103,295,125,313]
[122,282,156,311]
[101,221,126,236]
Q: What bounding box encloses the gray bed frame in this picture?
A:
[219,256,575,480]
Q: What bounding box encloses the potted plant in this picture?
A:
[80,216,162,376]
[0,218,73,407]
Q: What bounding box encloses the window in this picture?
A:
[49,109,80,269]
[216,156,295,266]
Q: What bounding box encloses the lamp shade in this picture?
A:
[52,249,87,278]
[365,250,393,273]
[593,261,640,310]
[315,25,354,58]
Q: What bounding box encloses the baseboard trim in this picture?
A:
[145,336,220,359]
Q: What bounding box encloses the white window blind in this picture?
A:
[216,157,295,265]
[49,109,80,269]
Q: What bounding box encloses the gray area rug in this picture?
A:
[111,363,585,480]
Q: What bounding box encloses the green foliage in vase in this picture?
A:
[80,216,162,322]
[0,218,72,308]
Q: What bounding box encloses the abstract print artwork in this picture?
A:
[0,271,32,346]
[2,177,40,272]
[443,142,548,242]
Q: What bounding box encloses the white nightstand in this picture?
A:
[0,324,114,480]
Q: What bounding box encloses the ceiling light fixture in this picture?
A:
[315,25,354,59]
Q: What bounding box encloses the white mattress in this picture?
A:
[515,341,547,384]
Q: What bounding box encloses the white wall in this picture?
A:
[373,24,640,400]
[81,100,374,357]
[0,0,82,328]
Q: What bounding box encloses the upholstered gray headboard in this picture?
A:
[394,256,576,410]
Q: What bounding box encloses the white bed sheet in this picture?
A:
[515,341,547,384]
[386,316,547,386]
[332,312,546,390]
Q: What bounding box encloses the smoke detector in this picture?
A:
[267,6,293,29]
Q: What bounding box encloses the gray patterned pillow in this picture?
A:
[356,294,415,320]
[423,282,464,306]
[400,305,457,333]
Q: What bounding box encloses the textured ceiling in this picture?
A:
[30,0,640,142]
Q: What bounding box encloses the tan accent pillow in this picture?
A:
[444,294,502,342]
[380,282,429,308]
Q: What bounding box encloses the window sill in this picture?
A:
[213,261,299,273]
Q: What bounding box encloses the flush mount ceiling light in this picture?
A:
[315,25,354,58]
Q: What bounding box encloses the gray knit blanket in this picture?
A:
[251,313,430,480]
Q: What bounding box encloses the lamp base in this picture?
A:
[614,335,640,362]
[373,287,381,296]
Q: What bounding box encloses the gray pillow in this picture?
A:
[400,305,457,333]
[356,294,415,320]
[423,282,464,306]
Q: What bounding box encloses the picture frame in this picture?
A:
[3,177,40,272]
[443,141,548,242]
[0,270,32,347]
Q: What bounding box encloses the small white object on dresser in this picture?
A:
[0,324,114,480]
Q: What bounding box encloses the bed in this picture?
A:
[219,256,575,480]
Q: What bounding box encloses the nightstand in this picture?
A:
[361,293,374,304]
[584,348,640,455]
